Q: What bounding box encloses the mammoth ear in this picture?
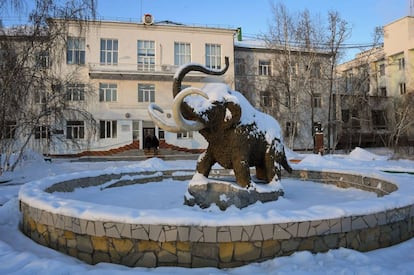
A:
[223,102,241,129]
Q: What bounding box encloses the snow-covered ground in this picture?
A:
[1,147,414,274]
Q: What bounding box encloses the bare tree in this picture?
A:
[262,2,334,151]
[0,0,96,172]
[324,11,350,153]
[389,91,414,155]
[335,27,388,151]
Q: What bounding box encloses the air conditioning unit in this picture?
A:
[143,14,154,25]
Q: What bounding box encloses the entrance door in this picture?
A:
[143,127,155,149]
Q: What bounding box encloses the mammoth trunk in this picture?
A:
[172,57,230,98]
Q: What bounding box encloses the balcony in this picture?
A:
[88,63,206,82]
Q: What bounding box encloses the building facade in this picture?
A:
[336,16,414,149]
[13,17,236,155]
[234,40,332,151]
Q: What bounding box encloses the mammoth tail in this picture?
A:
[278,148,293,174]
[172,56,229,98]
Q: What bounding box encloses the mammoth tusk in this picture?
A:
[172,87,208,131]
[147,103,183,133]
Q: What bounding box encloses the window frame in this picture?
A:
[99,120,117,139]
[99,83,117,102]
[1,121,16,139]
[35,125,50,140]
[66,37,85,65]
[36,50,50,68]
[100,38,118,65]
[138,83,155,103]
[205,43,221,69]
[371,110,387,130]
[66,120,85,139]
[260,91,272,107]
[259,60,271,76]
[235,58,245,75]
[285,121,297,137]
[174,42,191,66]
[399,82,406,95]
[398,57,405,70]
[137,40,155,71]
[66,83,85,101]
[313,93,322,108]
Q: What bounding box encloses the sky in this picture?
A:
[1,0,410,60]
[95,0,411,61]
[2,148,414,273]
[96,0,410,47]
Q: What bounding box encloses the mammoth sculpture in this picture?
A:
[148,57,292,188]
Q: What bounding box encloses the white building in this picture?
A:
[40,17,237,155]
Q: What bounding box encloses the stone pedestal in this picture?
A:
[184,179,284,210]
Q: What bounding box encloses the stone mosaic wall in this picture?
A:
[19,170,414,268]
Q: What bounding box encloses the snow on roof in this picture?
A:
[234,39,268,49]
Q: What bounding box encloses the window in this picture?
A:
[311,62,321,78]
[235,58,245,75]
[285,94,298,108]
[174,42,191,66]
[35,125,49,139]
[341,109,350,123]
[260,91,272,107]
[205,43,221,69]
[379,87,387,97]
[285,122,297,137]
[1,121,16,139]
[259,60,271,76]
[372,110,387,130]
[177,131,193,139]
[34,90,46,104]
[100,39,118,65]
[399,82,406,95]
[351,110,360,129]
[99,83,117,102]
[100,120,117,138]
[36,51,50,68]
[138,84,155,102]
[66,121,84,139]
[398,57,405,70]
[66,37,85,65]
[313,93,322,108]
[66,84,85,101]
[137,40,155,71]
[132,121,140,140]
[379,64,385,76]
[158,129,165,140]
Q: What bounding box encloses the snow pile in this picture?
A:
[349,147,389,161]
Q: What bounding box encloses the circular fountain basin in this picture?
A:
[18,167,414,268]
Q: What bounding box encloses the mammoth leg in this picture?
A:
[255,166,267,181]
[196,150,216,178]
[233,158,252,188]
[264,151,278,182]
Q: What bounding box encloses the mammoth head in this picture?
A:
[148,85,242,133]
[148,57,237,133]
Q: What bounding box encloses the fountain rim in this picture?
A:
[18,167,404,226]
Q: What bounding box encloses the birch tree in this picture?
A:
[0,0,96,172]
